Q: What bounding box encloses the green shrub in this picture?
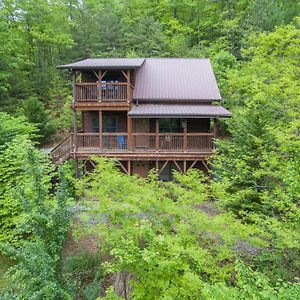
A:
[76,158,291,299]
[2,240,71,300]
[1,153,73,298]
[63,252,104,299]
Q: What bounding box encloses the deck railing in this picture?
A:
[75,132,213,152]
[51,134,73,165]
[75,83,129,101]
[51,132,213,164]
[132,133,213,151]
[187,133,213,150]
[77,133,128,151]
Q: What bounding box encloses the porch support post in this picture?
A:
[155,119,159,151]
[72,70,79,177]
[73,109,77,142]
[213,118,218,149]
[72,71,77,101]
[183,118,187,152]
[99,110,102,149]
[127,116,133,151]
[127,70,131,100]
[98,70,102,101]
[73,109,79,177]
[74,159,79,177]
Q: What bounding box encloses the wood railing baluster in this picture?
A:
[51,132,214,166]
[75,83,129,101]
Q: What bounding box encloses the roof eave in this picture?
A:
[57,65,141,70]
[128,114,232,118]
[133,98,222,102]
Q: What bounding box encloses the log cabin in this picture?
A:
[52,58,231,180]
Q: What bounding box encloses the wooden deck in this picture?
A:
[75,151,212,161]
[76,132,213,151]
[51,132,214,165]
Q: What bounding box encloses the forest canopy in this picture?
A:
[1,0,299,114]
[0,0,299,299]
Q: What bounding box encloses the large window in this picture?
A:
[159,119,184,133]
[103,115,118,132]
[91,113,99,133]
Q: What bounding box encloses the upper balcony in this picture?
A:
[71,69,134,108]
[75,82,131,102]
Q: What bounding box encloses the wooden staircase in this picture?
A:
[51,134,73,165]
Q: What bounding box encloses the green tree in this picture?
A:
[211,22,300,285]
[0,0,73,112]
[0,112,38,244]
[213,22,300,222]
[18,97,55,144]
[124,17,169,57]
[1,154,73,299]
[242,0,300,33]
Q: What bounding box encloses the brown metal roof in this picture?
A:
[57,58,145,70]
[133,58,221,101]
[128,104,231,118]
[58,57,222,101]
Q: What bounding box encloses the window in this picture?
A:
[103,115,118,132]
[92,113,99,133]
[159,119,184,133]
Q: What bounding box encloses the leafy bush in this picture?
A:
[2,239,71,300]
[63,252,104,299]
[0,112,37,146]
[0,151,73,299]
[74,158,300,299]
[0,112,40,245]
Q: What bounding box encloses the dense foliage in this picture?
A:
[213,21,300,224]
[1,0,299,118]
[1,162,73,299]
[0,112,38,244]
[0,113,74,298]
[0,0,299,298]
[73,158,299,299]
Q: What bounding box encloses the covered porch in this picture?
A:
[75,104,231,153]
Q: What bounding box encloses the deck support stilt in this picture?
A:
[173,160,182,173]
[74,158,79,177]
[118,161,128,174]
[187,160,198,172]
[127,160,131,175]
[202,160,209,173]
[155,160,159,174]
[158,161,169,176]
[183,160,187,174]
